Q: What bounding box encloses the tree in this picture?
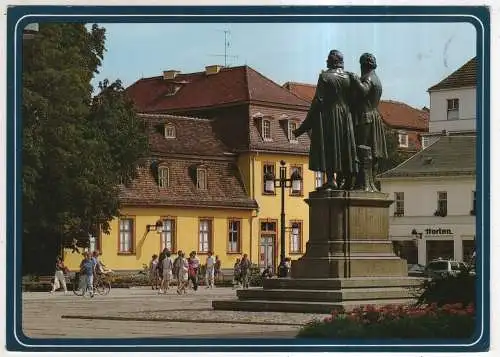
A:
[378,127,413,173]
[22,24,148,273]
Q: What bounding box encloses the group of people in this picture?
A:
[232,254,252,289]
[50,250,107,297]
[149,249,222,294]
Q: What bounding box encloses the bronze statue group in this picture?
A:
[293,50,388,192]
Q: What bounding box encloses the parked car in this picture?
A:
[407,263,426,277]
[424,259,469,278]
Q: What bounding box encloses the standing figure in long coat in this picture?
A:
[349,53,388,191]
[293,50,358,190]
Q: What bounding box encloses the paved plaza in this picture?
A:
[22,287,327,339]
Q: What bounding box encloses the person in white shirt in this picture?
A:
[160,251,173,294]
[177,252,189,295]
[149,254,159,290]
[205,251,216,289]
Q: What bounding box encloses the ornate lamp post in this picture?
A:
[264,160,303,278]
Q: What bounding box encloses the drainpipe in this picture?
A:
[249,154,257,263]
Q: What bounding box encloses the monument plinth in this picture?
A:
[212,190,421,314]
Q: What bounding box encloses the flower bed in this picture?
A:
[298,303,475,339]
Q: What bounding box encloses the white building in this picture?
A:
[380,58,477,266]
[423,57,476,149]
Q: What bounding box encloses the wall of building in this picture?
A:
[428,87,476,134]
[64,206,253,271]
[380,176,476,265]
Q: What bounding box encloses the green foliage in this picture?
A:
[249,264,263,287]
[298,303,475,339]
[416,271,476,307]
[22,24,148,273]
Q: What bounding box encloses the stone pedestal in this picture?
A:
[212,190,421,313]
[292,190,407,279]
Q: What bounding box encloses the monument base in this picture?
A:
[212,190,422,313]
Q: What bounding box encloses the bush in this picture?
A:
[249,264,263,287]
[298,303,475,339]
[416,271,476,307]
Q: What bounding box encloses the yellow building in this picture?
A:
[65,65,320,272]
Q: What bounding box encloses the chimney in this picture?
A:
[163,70,180,80]
[205,65,224,75]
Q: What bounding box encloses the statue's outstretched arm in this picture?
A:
[348,72,371,96]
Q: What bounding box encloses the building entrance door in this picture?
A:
[259,235,275,271]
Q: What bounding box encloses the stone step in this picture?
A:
[263,277,423,290]
[237,287,414,302]
[305,240,396,255]
[212,298,417,314]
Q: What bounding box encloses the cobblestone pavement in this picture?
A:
[22,287,327,339]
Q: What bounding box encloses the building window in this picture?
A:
[199,219,212,253]
[290,166,303,196]
[263,163,276,194]
[228,219,241,253]
[314,171,324,189]
[262,119,272,141]
[471,191,476,215]
[422,136,430,149]
[119,218,134,254]
[398,132,409,148]
[436,191,448,217]
[394,192,404,216]
[158,167,169,188]
[288,121,298,143]
[197,168,207,190]
[161,218,175,251]
[290,221,302,253]
[447,98,459,120]
[164,124,176,139]
[89,234,99,252]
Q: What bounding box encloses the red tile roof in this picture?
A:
[282,82,429,131]
[428,57,477,91]
[120,114,257,209]
[127,66,310,113]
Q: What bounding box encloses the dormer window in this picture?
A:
[288,121,298,143]
[158,167,170,188]
[197,168,207,190]
[262,119,272,141]
[164,124,176,139]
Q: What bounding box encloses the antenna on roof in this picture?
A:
[208,29,239,67]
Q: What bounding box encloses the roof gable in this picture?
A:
[428,57,477,91]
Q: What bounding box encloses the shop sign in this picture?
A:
[425,228,453,235]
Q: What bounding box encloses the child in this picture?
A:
[205,251,215,289]
[177,252,189,295]
[160,251,173,294]
[149,254,159,290]
[214,255,222,281]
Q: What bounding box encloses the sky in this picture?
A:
[91,22,476,109]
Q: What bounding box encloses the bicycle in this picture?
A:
[94,272,111,295]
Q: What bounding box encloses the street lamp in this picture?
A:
[147,220,164,233]
[264,160,303,278]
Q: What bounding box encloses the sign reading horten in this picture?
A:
[425,228,453,235]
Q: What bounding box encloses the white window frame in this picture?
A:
[398,132,409,148]
[197,168,207,190]
[228,219,240,253]
[288,121,298,143]
[161,219,175,251]
[447,98,459,120]
[394,192,405,216]
[119,218,133,253]
[199,219,211,253]
[262,119,272,141]
[437,191,448,214]
[314,171,324,189]
[158,167,169,188]
[164,124,176,139]
[290,222,302,253]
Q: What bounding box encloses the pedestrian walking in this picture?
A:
[173,250,183,283]
[149,254,159,290]
[233,258,242,289]
[205,251,215,289]
[188,251,200,291]
[79,251,95,298]
[177,252,189,295]
[240,254,251,289]
[50,255,68,294]
[160,251,173,294]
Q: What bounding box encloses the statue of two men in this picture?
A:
[293,50,388,192]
